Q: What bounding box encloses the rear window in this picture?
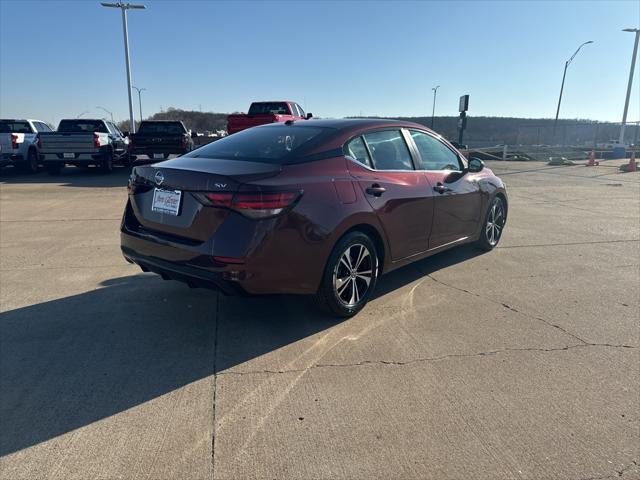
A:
[248,102,290,115]
[0,121,33,133]
[58,120,108,133]
[138,122,186,135]
[186,125,327,164]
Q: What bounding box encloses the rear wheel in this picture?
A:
[46,162,63,175]
[100,150,114,173]
[314,231,379,317]
[476,196,506,251]
[20,148,38,173]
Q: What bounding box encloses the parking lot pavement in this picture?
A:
[1,161,638,480]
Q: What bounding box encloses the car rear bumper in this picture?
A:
[41,152,107,163]
[1,153,25,164]
[131,147,188,156]
[121,242,243,295]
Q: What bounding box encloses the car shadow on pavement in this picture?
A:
[0,165,132,188]
[0,245,482,457]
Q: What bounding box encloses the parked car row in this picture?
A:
[2,100,314,175]
[1,118,194,175]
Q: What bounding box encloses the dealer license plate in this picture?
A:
[151,188,182,216]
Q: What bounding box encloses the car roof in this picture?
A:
[259,117,430,132]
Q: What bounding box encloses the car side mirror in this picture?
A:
[306,113,313,119]
[123,131,130,137]
[468,157,484,173]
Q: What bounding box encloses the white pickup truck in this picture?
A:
[0,119,53,173]
[39,119,129,175]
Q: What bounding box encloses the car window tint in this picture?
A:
[0,121,32,133]
[138,122,185,135]
[186,125,326,163]
[410,130,462,171]
[248,102,290,115]
[346,136,372,167]
[363,130,413,170]
[296,104,305,118]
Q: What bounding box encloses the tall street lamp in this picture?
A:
[618,28,640,146]
[96,106,114,122]
[431,85,440,129]
[553,40,594,138]
[132,86,146,121]
[100,2,146,134]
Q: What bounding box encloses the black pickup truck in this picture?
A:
[128,120,194,161]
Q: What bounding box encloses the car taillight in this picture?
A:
[128,137,134,151]
[36,133,42,149]
[93,133,100,148]
[11,134,18,149]
[193,191,301,219]
[181,135,188,149]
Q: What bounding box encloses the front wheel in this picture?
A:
[314,231,379,317]
[476,196,506,251]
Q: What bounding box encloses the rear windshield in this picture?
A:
[57,120,108,133]
[248,102,290,115]
[0,121,32,133]
[138,122,186,135]
[186,125,327,164]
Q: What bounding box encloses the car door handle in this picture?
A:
[433,183,452,194]
[365,184,386,197]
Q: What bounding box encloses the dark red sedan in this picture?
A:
[121,119,507,317]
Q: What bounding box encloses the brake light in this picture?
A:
[128,137,134,151]
[181,135,188,149]
[11,134,18,149]
[93,133,100,148]
[194,191,301,219]
[36,133,42,149]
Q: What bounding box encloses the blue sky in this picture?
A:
[0,0,638,125]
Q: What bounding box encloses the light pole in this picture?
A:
[431,85,440,129]
[618,28,640,146]
[100,2,146,134]
[553,40,594,139]
[132,86,146,121]
[96,106,114,123]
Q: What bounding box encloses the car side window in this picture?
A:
[345,136,372,168]
[40,122,52,132]
[296,104,305,118]
[410,130,462,171]
[363,130,414,171]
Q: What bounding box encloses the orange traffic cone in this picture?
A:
[586,150,599,167]
[628,152,637,172]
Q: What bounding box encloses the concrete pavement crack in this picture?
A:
[578,460,638,479]
[495,239,639,249]
[423,272,591,345]
[216,343,635,377]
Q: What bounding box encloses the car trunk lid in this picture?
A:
[128,157,282,242]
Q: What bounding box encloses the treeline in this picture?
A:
[117,108,628,145]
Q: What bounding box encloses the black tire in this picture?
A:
[46,162,63,175]
[476,196,506,251]
[20,148,38,174]
[100,150,114,173]
[314,231,379,318]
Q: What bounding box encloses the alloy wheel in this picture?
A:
[333,243,374,307]
[485,198,505,246]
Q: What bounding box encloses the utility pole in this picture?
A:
[431,85,440,130]
[618,28,640,146]
[553,40,594,140]
[100,2,146,133]
[132,86,146,120]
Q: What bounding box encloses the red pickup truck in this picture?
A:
[226,101,312,134]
